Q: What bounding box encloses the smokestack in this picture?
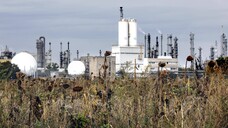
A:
[147,33,151,58]
[60,42,63,68]
[49,42,51,51]
[67,42,70,50]
[99,50,102,56]
[210,47,215,60]
[39,36,46,68]
[198,47,202,65]
[152,47,154,58]
[144,34,147,58]
[174,37,178,58]
[161,34,163,56]
[167,34,173,56]
[67,42,70,65]
[77,50,79,60]
[120,7,123,20]
[156,36,159,58]
[190,33,195,70]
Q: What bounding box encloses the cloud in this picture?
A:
[0,0,228,66]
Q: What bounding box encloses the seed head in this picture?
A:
[73,86,83,92]
[159,62,166,67]
[186,56,194,61]
[104,51,111,56]
[208,60,216,68]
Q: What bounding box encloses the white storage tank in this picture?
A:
[67,61,85,75]
[118,18,129,46]
[129,19,137,46]
[11,52,37,76]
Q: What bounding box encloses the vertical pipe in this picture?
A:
[120,7,123,20]
[144,34,147,58]
[156,36,159,58]
[49,42,52,64]
[99,50,102,57]
[190,33,195,70]
[67,42,70,65]
[147,33,151,58]
[60,42,63,68]
[161,34,163,56]
[77,50,79,60]
[39,36,45,68]
[174,37,178,58]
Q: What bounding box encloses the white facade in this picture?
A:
[118,19,129,46]
[143,56,178,73]
[118,18,138,47]
[129,19,137,46]
[112,45,144,73]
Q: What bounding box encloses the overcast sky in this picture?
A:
[0,0,228,66]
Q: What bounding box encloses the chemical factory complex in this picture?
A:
[0,7,227,77]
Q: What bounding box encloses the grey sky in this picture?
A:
[0,0,228,66]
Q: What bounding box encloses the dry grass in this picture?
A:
[0,73,227,128]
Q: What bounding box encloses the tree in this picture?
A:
[0,61,20,79]
[46,63,59,71]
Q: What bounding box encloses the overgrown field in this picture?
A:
[0,73,227,128]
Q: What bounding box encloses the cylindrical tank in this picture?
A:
[118,19,129,46]
[129,19,137,46]
[36,39,43,68]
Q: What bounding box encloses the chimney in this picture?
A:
[147,33,151,58]
[77,50,79,60]
[144,34,147,58]
[161,34,163,56]
[156,36,159,58]
[120,7,123,20]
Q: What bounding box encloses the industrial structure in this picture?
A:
[36,36,46,68]
[190,33,195,70]
[210,46,215,60]
[59,42,71,70]
[46,42,52,67]
[112,7,179,74]
[143,33,179,72]
[0,46,14,60]
[112,7,144,73]
[36,36,53,69]
[198,47,202,66]
[80,55,116,78]
[220,33,227,57]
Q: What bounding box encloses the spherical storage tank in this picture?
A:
[67,61,85,75]
[11,52,37,76]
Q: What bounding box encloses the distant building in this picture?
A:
[143,56,178,73]
[0,45,14,60]
[112,14,144,73]
[80,56,116,77]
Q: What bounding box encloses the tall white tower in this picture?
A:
[221,33,227,57]
[190,33,195,70]
[129,19,137,46]
[118,19,129,46]
[112,7,144,73]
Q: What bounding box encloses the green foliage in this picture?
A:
[0,61,20,79]
[69,113,89,128]
[46,63,59,71]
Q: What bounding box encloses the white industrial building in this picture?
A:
[143,56,178,73]
[112,17,144,73]
[112,7,178,74]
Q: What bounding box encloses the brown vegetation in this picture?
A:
[0,72,227,128]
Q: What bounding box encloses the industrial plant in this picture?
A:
[0,7,228,78]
